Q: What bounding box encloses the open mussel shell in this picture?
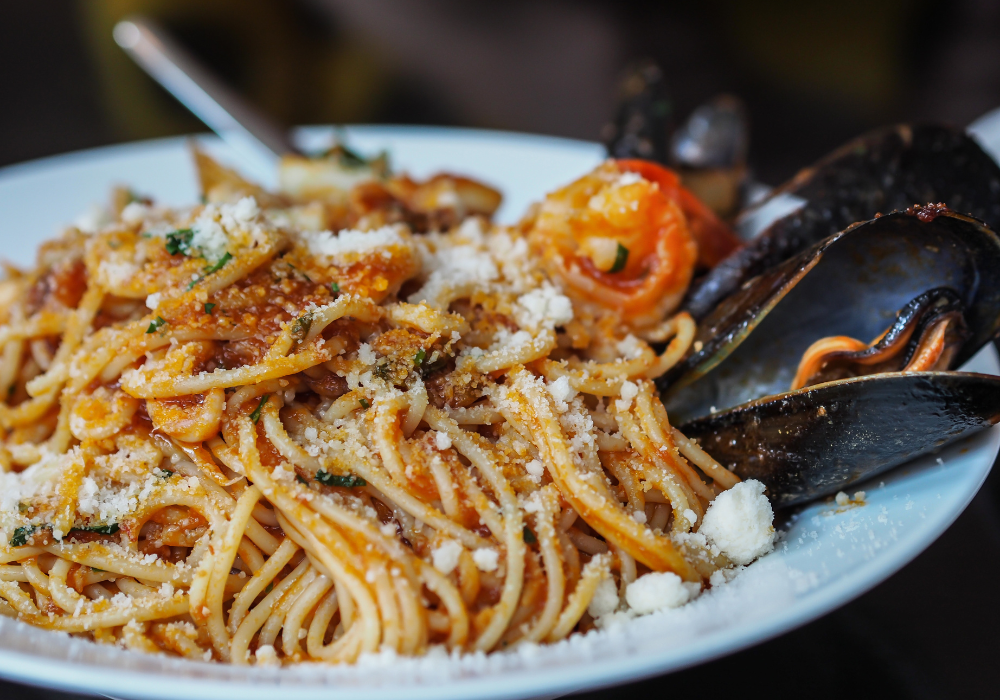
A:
[680,371,1000,507]
[684,124,1000,319]
[660,208,1000,423]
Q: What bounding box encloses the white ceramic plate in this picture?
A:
[0,126,997,700]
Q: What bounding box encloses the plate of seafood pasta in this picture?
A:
[0,123,998,700]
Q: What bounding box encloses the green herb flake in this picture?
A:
[264,582,274,596]
[522,526,537,544]
[10,525,36,547]
[187,252,234,290]
[329,282,340,295]
[291,313,313,343]
[17,502,27,514]
[609,243,630,273]
[414,349,426,366]
[315,470,367,488]
[295,474,309,485]
[359,398,370,409]
[146,316,166,334]
[204,251,233,275]
[373,364,391,380]
[204,303,216,315]
[164,228,194,255]
[250,394,271,423]
[287,262,312,282]
[72,523,120,535]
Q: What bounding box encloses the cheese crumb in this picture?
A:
[616,335,645,360]
[524,459,544,483]
[431,539,463,575]
[254,644,279,666]
[434,431,452,450]
[625,571,692,614]
[190,212,229,262]
[303,225,405,257]
[471,547,499,572]
[145,292,162,310]
[357,343,377,365]
[699,479,775,565]
[546,376,577,413]
[587,576,620,618]
[515,284,574,332]
[615,380,639,411]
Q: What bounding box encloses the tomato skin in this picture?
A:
[615,159,742,269]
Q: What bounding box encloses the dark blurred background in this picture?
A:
[3,0,1000,698]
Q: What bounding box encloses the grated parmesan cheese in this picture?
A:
[190,212,229,262]
[625,571,695,614]
[546,376,577,413]
[434,431,453,451]
[431,539,463,575]
[699,479,775,565]
[515,284,574,332]
[588,576,620,618]
[303,225,405,257]
[471,547,499,572]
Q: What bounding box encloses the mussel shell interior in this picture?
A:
[662,209,1000,423]
[680,371,1000,508]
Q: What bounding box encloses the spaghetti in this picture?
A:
[0,149,771,664]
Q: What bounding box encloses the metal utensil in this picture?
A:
[113,16,300,171]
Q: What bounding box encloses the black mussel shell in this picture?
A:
[660,208,1000,423]
[603,60,673,162]
[684,124,1000,319]
[680,371,1000,507]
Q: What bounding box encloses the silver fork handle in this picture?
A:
[113,16,300,165]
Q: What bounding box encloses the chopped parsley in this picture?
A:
[187,252,234,290]
[329,281,340,295]
[290,313,313,344]
[204,302,216,315]
[71,523,120,535]
[522,526,537,544]
[287,262,311,282]
[146,316,166,334]
[204,251,233,275]
[359,398,370,409]
[414,349,426,366]
[315,470,366,488]
[609,243,629,273]
[10,525,37,547]
[295,474,309,485]
[164,228,194,255]
[250,394,270,423]
[373,364,391,380]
